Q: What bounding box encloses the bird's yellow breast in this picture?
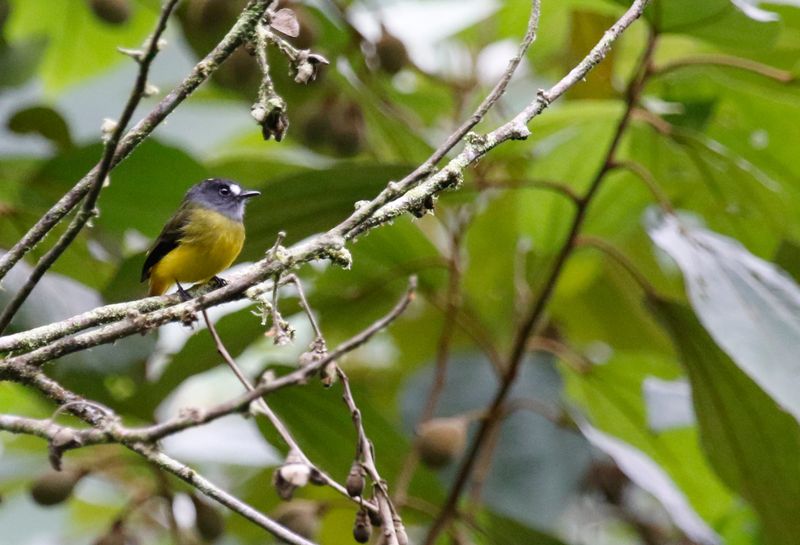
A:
[148,208,245,295]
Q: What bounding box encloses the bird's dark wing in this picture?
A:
[140,204,192,282]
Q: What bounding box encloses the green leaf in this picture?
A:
[613,0,780,51]
[648,212,800,424]
[7,0,157,92]
[97,139,208,239]
[476,511,569,545]
[651,300,800,545]
[8,105,73,151]
[241,163,415,254]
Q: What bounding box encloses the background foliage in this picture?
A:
[1,0,800,544]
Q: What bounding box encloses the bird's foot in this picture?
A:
[176,282,192,302]
[209,276,228,289]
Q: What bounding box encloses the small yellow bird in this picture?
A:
[141,178,260,297]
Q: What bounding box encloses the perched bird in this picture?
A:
[141,178,260,297]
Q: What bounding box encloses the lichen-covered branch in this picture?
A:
[0,0,276,283]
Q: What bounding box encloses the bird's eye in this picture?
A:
[219,186,231,196]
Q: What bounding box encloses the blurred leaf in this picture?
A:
[613,0,780,51]
[476,511,569,545]
[648,211,800,424]
[0,36,45,89]
[402,353,591,531]
[0,249,104,333]
[98,139,208,239]
[652,300,800,545]
[7,0,157,92]
[578,421,721,545]
[8,105,72,151]
[563,351,739,531]
[241,163,415,254]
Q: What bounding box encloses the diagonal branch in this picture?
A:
[0,0,181,334]
[0,0,276,283]
[3,0,644,391]
[331,0,542,238]
[422,2,654,542]
[199,306,374,511]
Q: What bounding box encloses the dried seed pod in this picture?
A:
[417,416,469,468]
[30,469,83,506]
[88,0,131,25]
[375,27,408,75]
[191,493,225,541]
[345,461,365,498]
[274,500,321,541]
[353,509,371,543]
[367,507,384,528]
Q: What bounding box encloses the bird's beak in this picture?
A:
[240,190,261,199]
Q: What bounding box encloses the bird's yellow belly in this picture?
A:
[149,209,245,294]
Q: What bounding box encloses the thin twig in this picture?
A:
[331,0,542,239]
[0,0,275,283]
[422,8,654,542]
[0,0,180,334]
[336,366,402,545]
[200,307,373,509]
[612,160,674,213]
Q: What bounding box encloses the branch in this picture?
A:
[0,409,313,545]
[338,366,405,545]
[422,3,654,542]
[199,305,375,511]
[338,0,651,239]
[330,0,542,239]
[2,0,643,391]
[0,0,275,283]
[1,282,416,542]
[128,445,316,545]
[0,279,417,449]
[0,0,180,334]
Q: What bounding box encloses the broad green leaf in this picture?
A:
[652,300,800,545]
[241,163,415,254]
[7,0,158,92]
[98,139,208,239]
[8,105,73,151]
[648,212,800,424]
[612,0,780,51]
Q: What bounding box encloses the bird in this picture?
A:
[141,178,261,297]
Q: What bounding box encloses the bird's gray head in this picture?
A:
[185,178,260,221]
